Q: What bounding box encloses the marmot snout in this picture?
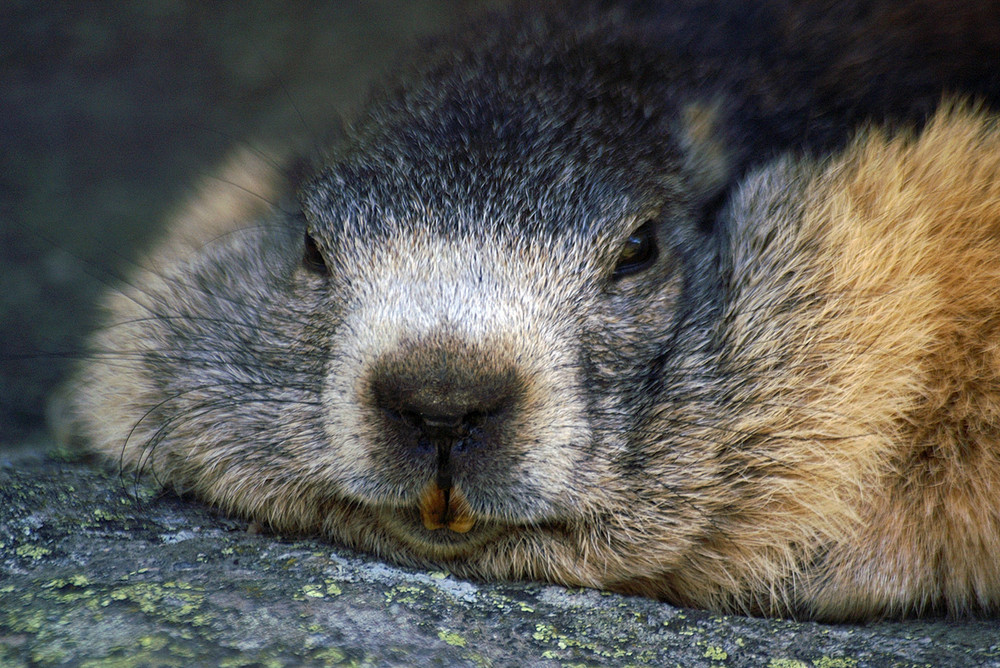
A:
[59,2,1000,620]
[367,339,530,535]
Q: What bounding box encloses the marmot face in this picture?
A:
[62,2,1000,621]
[292,15,729,563]
[298,115,717,565]
[68,14,738,583]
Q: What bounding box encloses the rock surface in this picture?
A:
[2,449,999,667]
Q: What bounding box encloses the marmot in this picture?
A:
[59,2,1000,620]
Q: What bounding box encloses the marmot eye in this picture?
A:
[303,231,330,276]
[612,220,658,278]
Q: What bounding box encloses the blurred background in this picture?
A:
[0,0,497,450]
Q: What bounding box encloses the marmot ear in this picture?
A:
[677,99,735,203]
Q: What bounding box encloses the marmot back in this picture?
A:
[60,2,1000,620]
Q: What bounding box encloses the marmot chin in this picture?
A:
[60,2,1000,620]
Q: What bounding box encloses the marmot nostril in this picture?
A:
[415,412,476,441]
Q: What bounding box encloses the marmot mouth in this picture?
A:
[375,483,505,556]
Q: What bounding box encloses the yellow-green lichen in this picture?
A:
[163,581,194,591]
[533,623,556,641]
[301,584,326,599]
[480,590,535,614]
[105,581,209,626]
[311,647,349,665]
[384,584,425,604]
[438,630,468,647]
[137,635,170,651]
[704,645,728,661]
[168,643,198,659]
[530,622,641,662]
[40,578,96,604]
[29,643,69,665]
[7,608,47,634]
[467,651,492,668]
[814,658,857,668]
[14,544,51,559]
[768,660,808,668]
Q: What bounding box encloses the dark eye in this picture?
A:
[612,220,658,278]
[303,231,330,276]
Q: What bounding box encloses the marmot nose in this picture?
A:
[369,344,522,453]
[373,368,517,442]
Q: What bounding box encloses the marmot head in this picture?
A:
[67,5,741,579]
[289,10,736,562]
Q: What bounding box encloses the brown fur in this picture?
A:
[635,102,1000,618]
[781,104,1000,619]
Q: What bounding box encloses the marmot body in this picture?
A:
[62,2,1000,620]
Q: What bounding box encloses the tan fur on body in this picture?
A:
[647,103,1000,618]
[797,106,1000,618]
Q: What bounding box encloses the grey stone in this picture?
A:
[2,448,999,667]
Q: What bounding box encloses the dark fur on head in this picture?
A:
[61,1,1000,620]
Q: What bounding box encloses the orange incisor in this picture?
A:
[419,481,475,533]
